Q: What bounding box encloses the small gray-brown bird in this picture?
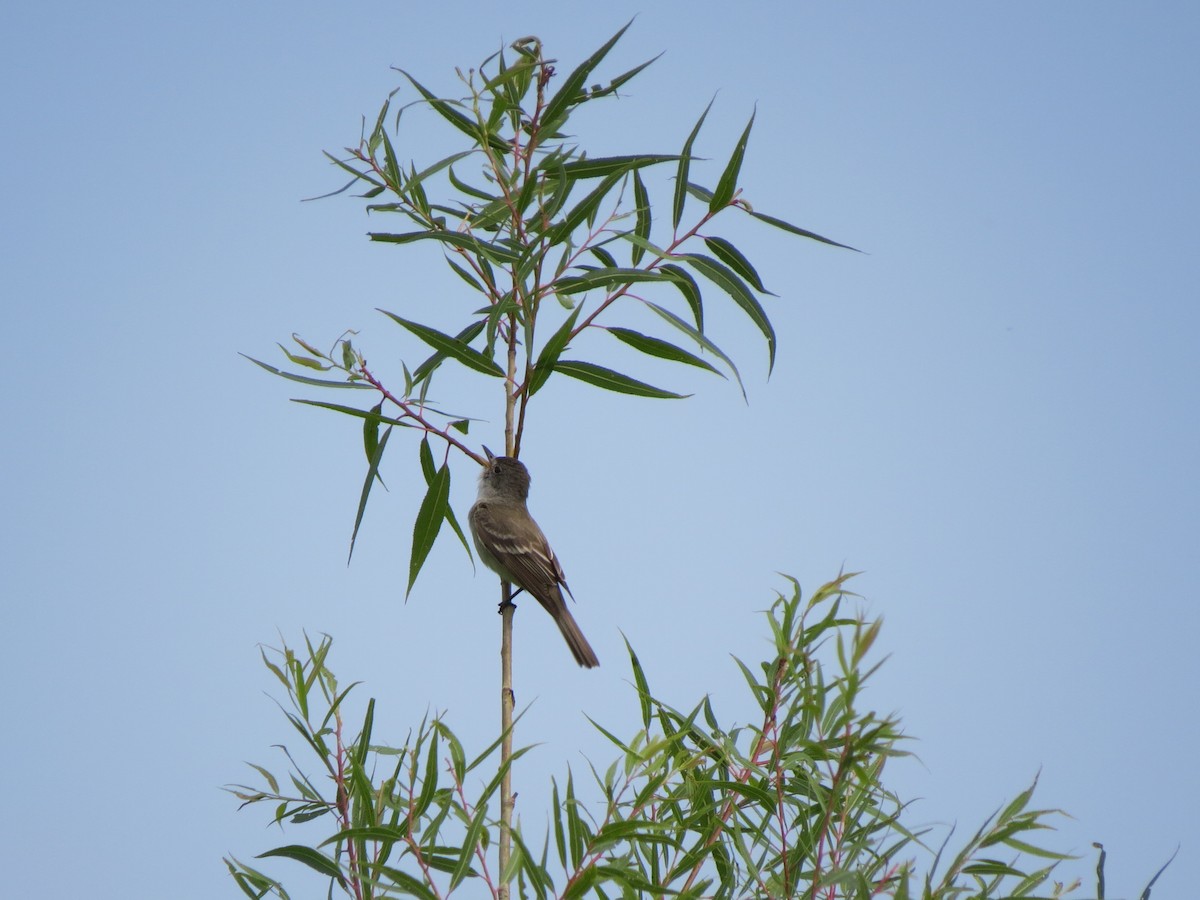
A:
[468,448,600,668]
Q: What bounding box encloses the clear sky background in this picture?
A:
[2,3,1197,898]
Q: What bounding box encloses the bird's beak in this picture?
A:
[482,445,496,464]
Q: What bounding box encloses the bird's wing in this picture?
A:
[471,501,569,599]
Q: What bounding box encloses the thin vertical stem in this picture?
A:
[498,584,514,899]
[497,308,520,899]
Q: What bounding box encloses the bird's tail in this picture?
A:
[552,605,600,668]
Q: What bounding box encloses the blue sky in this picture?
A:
[2,2,1197,897]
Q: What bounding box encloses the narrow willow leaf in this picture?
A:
[589,245,617,268]
[395,69,509,155]
[367,98,390,156]
[687,182,860,251]
[449,802,488,889]
[408,463,450,597]
[443,497,474,564]
[321,824,411,846]
[242,355,372,390]
[527,303,583,397]
[703,236,772,294]
[409,150,474,191]
[445,257,484,293]
[406,162,431,217]
[643,301,746,400]
[746,208,861,251]
[683,253,776,373]
[556,267,675,295]
[551,780,567,868]
[353,698,375,767]
[291,399,411,428]
[277,343,329,371]
[553,360,689,399]
[619,231,672,262]
[378,310,504,377]
[540,20,633,132]
[632,169,650,266]
[625,637,652,729]
[673,98,713,230]
[606,327,723,376]
[411,319,488,386]
[709,109,755,211]
[320,150,384,192]
[557,153,681,179]
[584,52,663,99]
[447,165,497,202]
[659,264,704,332]
[256,845,344,882]
[418,436,436,483]
[379,127,403,190]
[481,54,535,96]
[548,169,623,245]
[369,230,519,265]
[348,419,391,563]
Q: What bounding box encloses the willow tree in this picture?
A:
[228,24,1072,900]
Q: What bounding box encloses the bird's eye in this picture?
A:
[492,464,502,475]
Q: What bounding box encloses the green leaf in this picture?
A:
[589,245,618,268]
[395,69,509,155]
[409,149,475,192]
[256,845,344,883]
[541,20,633,132]
[606,327,723,376]
[709,109,755,211]
[418,436,436,483]
[242,355,372,390]
[703,236,772,294]
[581,52,663,100]
[408,463,450,597]
[419,438,474,563]
[319,150,384,193]
[378,310,504,377]
[277,343,330,371]
[659,264,704,332]
[557,154,681,179]
[411,319,488,386]
[445,257,484,293]
[527,304,583,397]
[548,170,623,245]
[321,824,411,846]
[556,267,675,295]
[687,182,860,251]
[746,207,861,251]
[291,399,411,428]
[631,169,650,266]
[683,253,776,373]
[246,763,280,795]
[447,166,498,202]
[449,802,488,889]
[553,360,689,399]
[362,400,383,468]
[643,301,746,400]
[379,127,402,190]
[369,229,519,265]
[673,98,713,230]
[348,422,391,564]
[625,637,652,729]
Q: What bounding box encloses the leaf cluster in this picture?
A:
[226,576,1075,899]
[249,23,854,575]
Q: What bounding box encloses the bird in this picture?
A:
[468,447,600,668]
